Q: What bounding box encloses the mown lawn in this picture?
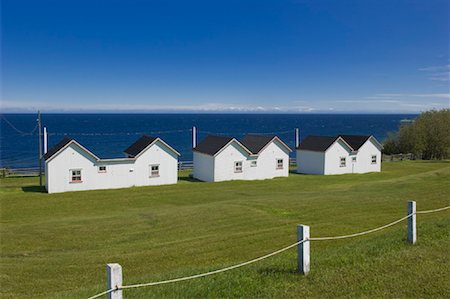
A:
[1,161,449,298]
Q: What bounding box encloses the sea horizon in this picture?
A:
[1,112,421,115]
[1,113,417,168]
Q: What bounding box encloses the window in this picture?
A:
[250,160,257,167]
[340,157,346,167]
[98,166,107,173]
[276,159,284,170]
[70,169,82,182]
[371,155,377,164]
[150,165,159,177]
[352,157,357,162]
[234,161,243,173]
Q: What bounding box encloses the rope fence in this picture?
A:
[87,202,449,299]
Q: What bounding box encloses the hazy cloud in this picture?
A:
[418,64,450,81]
[0,100,317,113]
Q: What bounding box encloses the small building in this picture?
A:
[193,134,292,182]
[296,135,382,175]
[44,135,180,193]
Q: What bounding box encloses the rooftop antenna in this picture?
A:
[43,127,48,154]
[192,126,197,148]
[38,111,42,187]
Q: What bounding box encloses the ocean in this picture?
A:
[0,113,416,168]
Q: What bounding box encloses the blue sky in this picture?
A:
[1,0,449,113]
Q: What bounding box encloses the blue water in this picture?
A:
[0,113,416,168]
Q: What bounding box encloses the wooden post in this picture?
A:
[297,224,310,275]
[407,201,416,244]
[107,263,123,299]
[192,126,197,148]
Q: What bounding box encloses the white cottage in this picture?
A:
[193,134,292,182]
[296,135,383,175]
[44,135,180,193]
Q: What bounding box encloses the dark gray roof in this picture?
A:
[298,134,377,152]
[193,135,234,156]
[339,135,371,150]
[43,136,74,161]
[240,134,277,154]
[297,135,338,152]
[124,135,158,157]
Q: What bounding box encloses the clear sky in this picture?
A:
[1,0,449,113]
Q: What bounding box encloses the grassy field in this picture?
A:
[1,161,449,298]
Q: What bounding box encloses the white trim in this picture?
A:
[214,139,253,157]
[70,168,82,183]
[371,154,377,164]
[149,164,160,177]
[253,136,292,154]
[327,137,354,153]
[133,138,181,159]
[46,137,179,164]
[276,158,284,170]
[45,140,100,163]
[368,136,384,150]
[339,157,346,167]
[234,161,243,173]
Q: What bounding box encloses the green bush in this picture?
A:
[383,109,450,159]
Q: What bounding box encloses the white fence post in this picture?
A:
[107,263,123,299]
[407,201,416,244]
[297,225,310,275]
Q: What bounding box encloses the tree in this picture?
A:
[383,109,450,160]
[382,132,399,155]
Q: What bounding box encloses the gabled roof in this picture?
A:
[240,134,292,154]
[44,137,100,162]
[297,135,339,152]
[124,135,158,157]
[43,136,73,160]
[193,135,235,156]
[298,134,382,152]
[124,135,180,157]
[45,135,179,163]
[339,135,371,150]
[194,134,291,156]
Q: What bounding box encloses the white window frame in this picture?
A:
[371,155,377,164]
[98,166,107,173]
[234,161,243,173]
[352,156,357,163]
[276,158,284,170]
[70,169,82,183]
[250,160,257,167]
[340,157,346,167]
[150,164,160,177]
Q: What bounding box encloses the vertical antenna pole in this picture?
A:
[192,126,197,148]
[43,127,48,154]
[38,111,42,187]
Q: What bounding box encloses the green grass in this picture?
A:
[1,161,449,298]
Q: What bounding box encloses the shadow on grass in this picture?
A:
[22,186,46,193]
[178,175,205,183]
[289,169,307,175]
